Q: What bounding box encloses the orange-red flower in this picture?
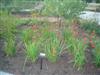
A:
[83,37,87,44]
[89,39,95,48]
[91,30,95,36]
[89,40,93,43]
[32,25,38,30]
[90,43,95,48]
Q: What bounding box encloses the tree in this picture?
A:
[84,0,100,3]
[96,0,100,3]
[0,0,13,11]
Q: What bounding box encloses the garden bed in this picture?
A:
[0,18,100,75]
[0,0,100,75]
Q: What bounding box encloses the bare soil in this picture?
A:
[0,42,100,75]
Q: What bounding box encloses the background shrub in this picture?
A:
[42,0,86,19]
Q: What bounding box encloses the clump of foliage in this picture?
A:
[44,32,61,62]
[0,11,16,56]
[0,11,16,38]
[25,42,39,62]
[88,32,100,67]
[80,20,100,35]
[4,39,16,56]
[21,28,40,62]
[29,18,41,25]
[63,26,87,70]
[93,39,100,67]
[73,39,87,70]
[42,0,86,19]
[0,0,39,11]
[21,28,34,44]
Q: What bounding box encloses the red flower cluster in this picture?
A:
[72,25,79,37]
[32,25,38,30]
[82,31,96,48]
[82,32,88,44]
[89,31,96,48]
